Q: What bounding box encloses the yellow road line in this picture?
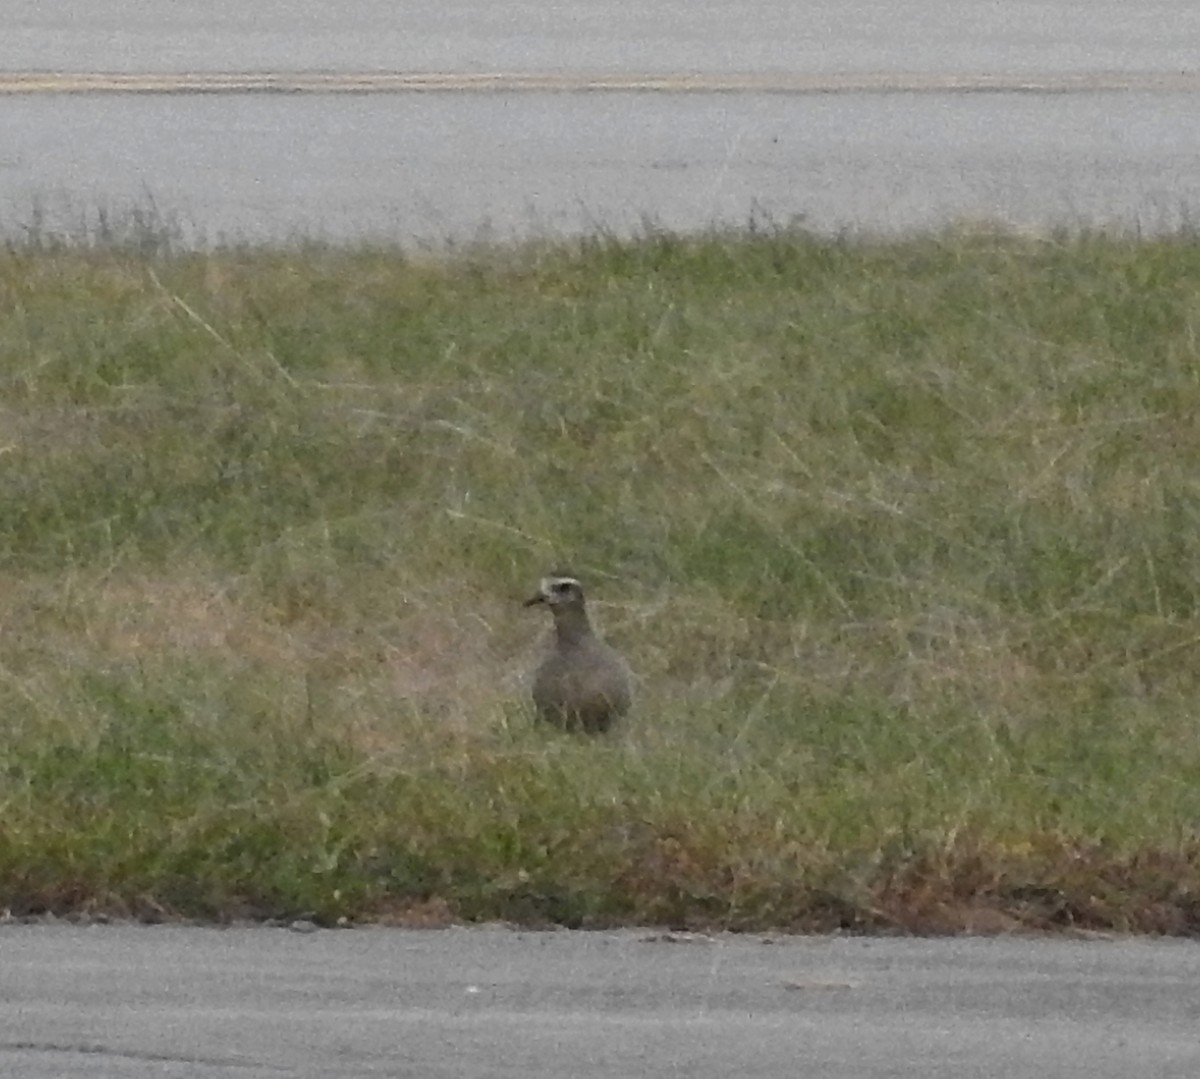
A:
[2,71,1199,95]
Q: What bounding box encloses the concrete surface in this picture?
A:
[2,924,1199,1078]
[2,0,1200,242]
[4,0,1199,76]
[6,87,1200,245]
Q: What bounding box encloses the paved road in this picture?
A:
[4,0,1199,76]
[3,925,1199,1078]
[3,0,1200,243]
[8,86,1200,245]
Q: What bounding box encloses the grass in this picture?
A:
[2,222,1200,933]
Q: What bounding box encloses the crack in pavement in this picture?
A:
[0,1040,286,1072]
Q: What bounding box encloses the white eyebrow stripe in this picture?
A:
[543,576,581,589]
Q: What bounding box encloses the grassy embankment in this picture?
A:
[2,225,1200,932]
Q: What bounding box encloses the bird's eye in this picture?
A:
[553,582,572,593]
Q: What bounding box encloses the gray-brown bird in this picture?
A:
[524,572,633,734]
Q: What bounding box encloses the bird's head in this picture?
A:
[524,573,586,610]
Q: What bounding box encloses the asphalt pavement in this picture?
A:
[3,924,1199,1078]
[5,1,1200,242]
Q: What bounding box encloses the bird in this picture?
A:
[524,572,633,734]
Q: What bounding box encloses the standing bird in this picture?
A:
[524,573,633,733]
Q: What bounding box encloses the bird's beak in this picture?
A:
[523,592,546,607]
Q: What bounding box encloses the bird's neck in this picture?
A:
[553,607,594,647]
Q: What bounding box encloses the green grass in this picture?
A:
[3,223,1200,932]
